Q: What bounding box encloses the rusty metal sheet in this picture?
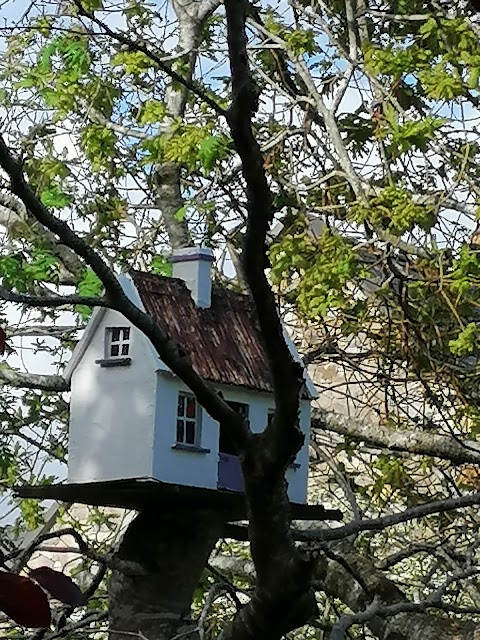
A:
[131,272,273,392]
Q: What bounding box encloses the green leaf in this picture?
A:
[151,256,172,277]
[40,185,72,208]
[136,99,167,125]
[75,269,103,320]
[19,499,45,530]
[77,268,103,297]
[174,206,187,221]
[0,255,30,292]
[285,28,317,55]
[24,250,58,282]
[198,134,232,172]
[80,125,117,172]
[111,50,153,76]
[449,323,479,356]
[13,76,37,89]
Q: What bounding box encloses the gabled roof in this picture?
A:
[131,271,274,393]
[65,270,316,398]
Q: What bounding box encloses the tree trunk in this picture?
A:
[108,508,224,640]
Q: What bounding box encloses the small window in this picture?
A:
[176,393,200,446]
[106,327,131,359]
[227,401,249,419]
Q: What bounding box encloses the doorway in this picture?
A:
[217,401,248,492]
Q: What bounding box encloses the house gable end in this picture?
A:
[64,273,164,383]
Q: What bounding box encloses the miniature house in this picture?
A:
[64,247,316,504]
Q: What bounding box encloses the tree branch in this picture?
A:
[317,544,480,640]
[220,1,317,637]
[225,0,304,465]
[73,0,227,118]
[0,191,84,283]
[299,490,480,542]
[0,365,68,391]
[312,408,480,466]
[0,285,107,309]
[212,546,480,640]
[6,324,80,338]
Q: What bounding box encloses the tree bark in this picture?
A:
[151,0,221,249]
[152,162,189,249]
[318,546,480,640]
[312,408,480,466]
[212,546,480,640]
[108,508,224,640]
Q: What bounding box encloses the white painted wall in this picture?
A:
[289,399,310,504]
[68,309,157,483]
[214,386,309,503]
[152,374,219,489]
[151,378,309,503]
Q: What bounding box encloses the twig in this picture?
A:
[72,1,227,118]
[0,285,107,309]
[299,491,480,542]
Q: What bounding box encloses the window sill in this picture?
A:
[172,443,211,454]
[96,358,132,368]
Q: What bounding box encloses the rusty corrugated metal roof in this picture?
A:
[131,271,273,392]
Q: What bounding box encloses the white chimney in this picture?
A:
[169,246,214,308]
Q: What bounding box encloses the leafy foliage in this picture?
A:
[350,186,437,235]
[270,224,368,319]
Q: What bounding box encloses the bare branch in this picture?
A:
[0,284,107,309]
[299,491,480,542]
[0,364,68,391]
[6,324,80,338]
[312,408,480,466]
[317,545,480,640]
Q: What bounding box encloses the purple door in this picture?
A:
[218,453,244,492]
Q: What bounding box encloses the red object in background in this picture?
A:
[0,328,5,355]
[0,572,51,628]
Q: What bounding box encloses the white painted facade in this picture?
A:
[68,307,158,484]
[66,248,312,504]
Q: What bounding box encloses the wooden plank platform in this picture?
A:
[15,479,343,522]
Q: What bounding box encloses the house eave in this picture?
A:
[63,307,107,383]
[282,327,318,400]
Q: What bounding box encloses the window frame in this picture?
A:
[176,392,201,447]
[105,327,131,360]
[267,408,275,426]
[227,401,249,420]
